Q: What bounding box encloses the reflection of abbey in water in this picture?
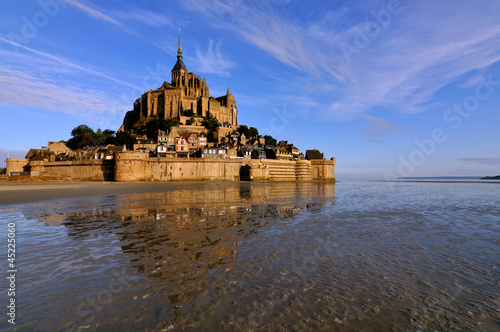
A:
[22,182,335,304]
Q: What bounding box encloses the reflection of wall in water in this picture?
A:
[115,182,335,211]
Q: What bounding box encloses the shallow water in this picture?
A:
[1,181,499,331]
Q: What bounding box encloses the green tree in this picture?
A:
[144,119,164,138]
[67,132,98,150]
[95,128,105,145]
[140,118,180,138]
[103,129,116,145]
[207,132,218,143]
[237,125,250,138]
[248,126,259,139]
[71,124,94,137]
[103,129,115,137]
[264,135,277,146]
[184,108,194,117]
[132,118,148,134]
[116,131,136,150]
[202,113,220,132]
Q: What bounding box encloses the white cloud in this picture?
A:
[191,39,236,76]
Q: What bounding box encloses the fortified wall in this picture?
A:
[5,159,114,181]
[6,153,335,182]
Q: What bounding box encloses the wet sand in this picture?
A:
[4,180,498,331]
[1,179,497,206]
[0,181,214,206]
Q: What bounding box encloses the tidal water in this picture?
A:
[1,181,499,331]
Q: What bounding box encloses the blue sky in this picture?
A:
[1,0,499,179]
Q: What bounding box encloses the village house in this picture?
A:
[134,138,157,155]
[251,150,266,159]
[239,133,247,146]
[157,143,167,157]
[158,130,168,144]
[94,145,126,160]
[187,134,198,153]
[194,147,227,159]
[238,146,252,159]
[197,134,207,149]
[175,136,189,158]
[226,147,238,159]
[290,145,300,159]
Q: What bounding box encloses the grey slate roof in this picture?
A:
[172,58,186,71]
[305,149,324,160]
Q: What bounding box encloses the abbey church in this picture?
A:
[132,31,238,128]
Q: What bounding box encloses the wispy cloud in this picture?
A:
[66,0,124,27]
[65,0,137,35]
[113,9,172,28]
[0,67,128,117]
[457,158,500,165]
[0,40,133,122]
[191,39,236,76]
[180,1,500,121]
[358,114,412,139]
[180,1,345,81]
[0,36,134,88]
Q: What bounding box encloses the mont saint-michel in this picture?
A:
[2,2,500,330]
[4,32,335,182]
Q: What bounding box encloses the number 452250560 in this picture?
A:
[7,223,15,268]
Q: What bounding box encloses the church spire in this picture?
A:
[172,28,187,72]
[177,28,183,60]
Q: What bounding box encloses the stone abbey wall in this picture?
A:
[5,158,114,181]
[6,153,335,182]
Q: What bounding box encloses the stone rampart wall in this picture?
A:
[22,159,113,180]
[6,159,29,175]
[310,158,335,180]
[7,153,335,182]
